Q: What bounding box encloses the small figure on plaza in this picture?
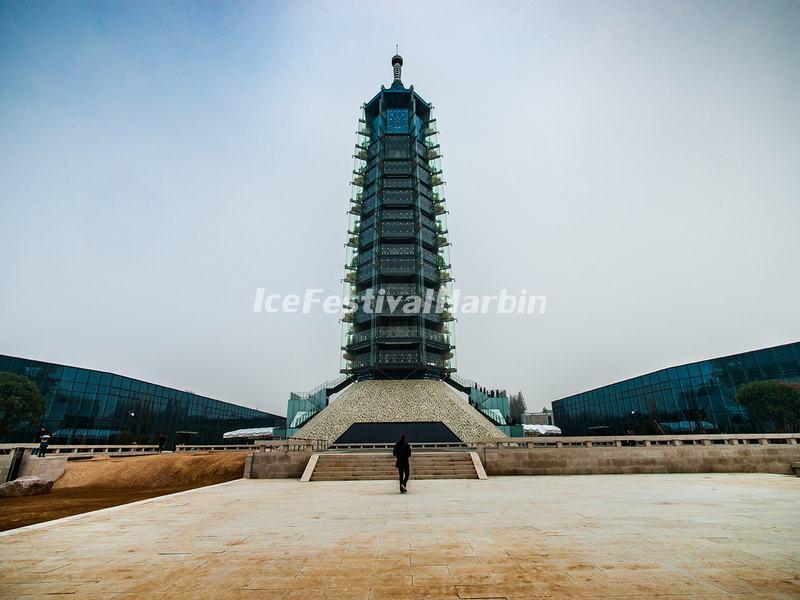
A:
[393,433,412,494]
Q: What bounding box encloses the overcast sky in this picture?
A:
[1,0,799,416]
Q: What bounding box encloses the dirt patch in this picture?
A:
[54,451,249,489]
[0,451,249,532]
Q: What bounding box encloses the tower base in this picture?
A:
[293,380,504,445]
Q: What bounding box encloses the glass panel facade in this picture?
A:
[0,354,285,446]
[552,342,800,435]
[341,74,456,378]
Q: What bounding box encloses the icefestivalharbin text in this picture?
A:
[253,288,546,315]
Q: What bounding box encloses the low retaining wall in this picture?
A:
[477,434,800,476]
[16,451,68,481]
[0,453,13,482]
[244,434,800,479]
[244,450,312,479]
[244,438,327,479]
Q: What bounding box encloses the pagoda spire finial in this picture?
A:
[391,50,403,85]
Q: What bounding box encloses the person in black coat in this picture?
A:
[392,434,412,493]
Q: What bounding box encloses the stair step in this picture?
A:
[317,461,471,465]
[311,474,477,481]
[313,464,474,468]
[313,462,474,466]
[318,464,472,466]
[317,459,471,462]
[309,451,478,481]
[313,462,474,467]
[312,464,475,469]
[322,454,470,458]
[317,453,470,457]
[314,455,472,460]
[314,469,475,476]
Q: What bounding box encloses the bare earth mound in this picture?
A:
[54,451,248,489]
[0,451,249,531]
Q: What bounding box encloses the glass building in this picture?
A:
[340,54,456,379]
[552,341,800,435]
[0,354,285,446]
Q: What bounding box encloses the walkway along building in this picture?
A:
[0,354,285,447]
[552,341,800,436]
[285,56,515,444]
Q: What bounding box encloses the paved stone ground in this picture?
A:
[1,473,799,599]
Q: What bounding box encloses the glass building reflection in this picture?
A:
[0,354,285,446]
[552,342,800,435]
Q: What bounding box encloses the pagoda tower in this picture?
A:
[341,54,455,379]
[286,56,509,445]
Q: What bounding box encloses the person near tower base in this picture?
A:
[393,433,412,493]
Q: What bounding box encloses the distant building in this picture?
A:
[523,408,555,426]
[0,354,285,447]
[552,341,800,435]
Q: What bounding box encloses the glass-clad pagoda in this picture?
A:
[283,55,516,440]
[341,54,456,380]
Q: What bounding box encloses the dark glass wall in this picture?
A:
[552,342,800,435]
[0,354,285,447]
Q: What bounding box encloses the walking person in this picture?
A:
[392,433,411,494]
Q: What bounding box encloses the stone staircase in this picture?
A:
[309,451,479,481]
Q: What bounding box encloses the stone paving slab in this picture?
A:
[0,474,799,599]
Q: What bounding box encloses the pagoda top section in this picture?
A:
[363,54,432,119]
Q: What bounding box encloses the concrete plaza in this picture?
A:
[1,474,799,599]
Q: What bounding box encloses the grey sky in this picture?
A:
[1,0,799,415]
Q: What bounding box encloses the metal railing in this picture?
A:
[476,433,800,450]
[290,374,350,400]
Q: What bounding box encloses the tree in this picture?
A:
[0,372,46,437]
[509,391,527,424]
[734,380,800,433]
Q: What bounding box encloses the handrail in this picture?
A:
[475,433,800,449]
[290,374,350,400]
[448,373,474,388]
[288,375,354,430]
[447,373,508,399]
